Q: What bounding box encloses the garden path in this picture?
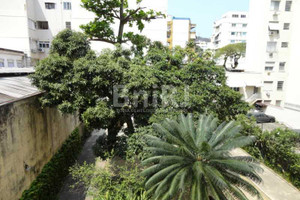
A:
[58,129,104,200]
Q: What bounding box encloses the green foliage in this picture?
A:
[93,134,128,159]
[142,113,262,200]
[237,115,300,188]
[70,158,147,200]
[80,0,164,44]
[20,128,89,200]
[215,43,246,70]
[50,29,91,60]
[31,29,249,147]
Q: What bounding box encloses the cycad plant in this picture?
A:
[142,113,263,200]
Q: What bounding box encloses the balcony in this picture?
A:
[190,24,196,29]
[190,32,196,40]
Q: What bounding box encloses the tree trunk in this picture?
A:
[125,115,135,135]
[223,56,228,71]
[117,0,124,43]
[232,55,240,69]
[107,120,123,150]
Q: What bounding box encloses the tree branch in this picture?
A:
[89,38,117,44]
[123,7,146,23]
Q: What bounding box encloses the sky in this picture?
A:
[168,0,249,38]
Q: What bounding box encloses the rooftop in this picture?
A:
[0,48,24,55]
[0,76,40,105]
[0,67,35,75]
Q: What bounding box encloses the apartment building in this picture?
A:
[245,0,300,129]
[211,11,248,49]
[196,37,213,51]
[0,0,168,65]
[167,16,196,48]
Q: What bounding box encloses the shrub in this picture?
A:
[20,127,89,200]
[93,134,128,160]
[70,158,147,200]
[237,114,300,188]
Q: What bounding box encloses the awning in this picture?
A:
[245,80,263,87]
[269,23,280,31]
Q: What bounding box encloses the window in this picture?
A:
[231,32,236,35]
[241,40,246,43]
[36,21,49,29]
[7,59,14,67]
[242,32,247,36]
[264,100,272,105]
[265,66,274,71]
[232,23,236,27]
[279,62,286,71]
[264,81,273,91]
[285,1,292,11]
[276,100,282,106]
[283,23,290,30]
[270,1,280,11]
[45,2,55,9]
[281,42,288,48]
[242,24,247,27]
[267,41,277,52]
[277,81,284,90]
[63,2,71,10]
[266,61,275,64]
[17,60,23,68]
[230,40,235,43]
[39,41,50,48]
[232,14,239,18]
[66,21,71,29]
[0,59,4,67]
[241,15,246,18]
[232,87,240,92]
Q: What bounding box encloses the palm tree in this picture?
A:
[141,113,263,200]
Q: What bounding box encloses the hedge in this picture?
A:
[20,127,90,200]
[237,115,300,188]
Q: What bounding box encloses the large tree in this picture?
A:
[142,113,263,200]
[214,43,246,70]
[80,0,164,44]
[31,30,249,147]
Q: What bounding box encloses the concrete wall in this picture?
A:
[0,95,80,200]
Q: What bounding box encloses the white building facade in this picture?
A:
[245,0,300,129]
[0,0,168,64]
[211,11,248,50]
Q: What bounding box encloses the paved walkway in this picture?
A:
[58,130,103,200]
[231,148,300,200]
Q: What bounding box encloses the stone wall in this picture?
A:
[0,95,80,200]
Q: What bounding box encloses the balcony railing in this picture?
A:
[246,93,262,105]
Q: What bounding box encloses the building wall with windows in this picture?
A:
[211,11,248,50]
[246,0,300,129]
[0,48,27,69]
[167,16,196,48]
[0,0,168,62]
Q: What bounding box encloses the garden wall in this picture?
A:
[0,95,80,200]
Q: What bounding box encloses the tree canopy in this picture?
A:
[31,29,249,147]
[80,0,164,44]
[214,43,246,70]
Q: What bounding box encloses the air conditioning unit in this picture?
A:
[269,53,273,57]
[38,48,45,52]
